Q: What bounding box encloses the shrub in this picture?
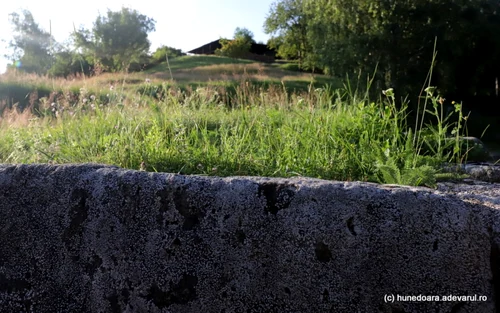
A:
[48,51,93,77]
[215,38,251,59]
[152,46,185,63]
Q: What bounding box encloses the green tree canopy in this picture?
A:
[73,7,156,72]
[7,10,55,74]
[264,0,314,69]
[265,0,500,105]
[152,45,185,63]
[215,27,255,58]
[234,27,256,44]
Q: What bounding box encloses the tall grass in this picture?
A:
[0,73,469,187]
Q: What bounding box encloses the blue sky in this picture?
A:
[0,0,276,73]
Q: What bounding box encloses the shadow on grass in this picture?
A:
[146,55,254,73]
[137,79,341,107]
[0,82,53,112]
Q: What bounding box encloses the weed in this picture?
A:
[0,57,476,187]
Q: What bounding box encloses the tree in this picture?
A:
[48,49,92,77]
[264,0,313,69]
[7,10,55,74]
[73,7,156,72]
[215,27,255,58]
[152,45,185,63]
[301,0,500,102]
[234,27,256,44]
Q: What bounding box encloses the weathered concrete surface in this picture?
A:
[0,164,499,312]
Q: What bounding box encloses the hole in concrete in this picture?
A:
[322,289,329,302]
[347,216,357,236]
[145,273,198,309]
[433,239,439,252]
[315,242,332,263]
[236,230,246,244]
[172,238,181,246]
[107,293,121,313]
[258,182,296,215]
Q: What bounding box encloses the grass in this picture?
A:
[147,55,339,91]
[0,55,474,187]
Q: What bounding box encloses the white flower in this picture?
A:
[424,86,436,96]
[382,88,394,97]
[90,95,96,101]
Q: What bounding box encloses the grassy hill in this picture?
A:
[147,55,336,89]
[0,55,340,111]
[0,55,476,187]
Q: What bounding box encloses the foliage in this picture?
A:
[48,50,93,77]
[0,68,473,187]
[215,38,252,59]
[215,27,256,59]
[233,27,256,44]
[264,0,314,70]
[265,0,500,109]
[73,7,156,72]
[152,46,185,63]
[6,10,55,74]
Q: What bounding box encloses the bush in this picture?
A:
[129,53,155,72]
[215,38,251,59]
[152,46,185,63]
[48,51,93,77]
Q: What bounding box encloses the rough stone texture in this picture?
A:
[442,163,500,183]
[0,164,500,312]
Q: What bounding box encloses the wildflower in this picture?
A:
[145,78,151,84]
[90,95,96,101]
[110,85,114,91]
[82,98,88,104]
[382,88,394,97]
[51,102,56,107]
[91,104,96,110]
[424,86,436,96]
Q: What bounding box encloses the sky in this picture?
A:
[0,0,276,73]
